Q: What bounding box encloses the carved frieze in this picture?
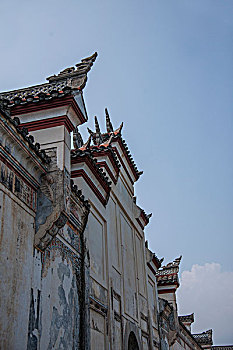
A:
[0,159,37,210]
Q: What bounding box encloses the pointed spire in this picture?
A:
[95,116,101,134]
[105,108,113,133]
[79,135,92,151]
[113,122,123,135]
[87,127,94,136]
[94,116,103,145]
[99,133,114,148]
[174,255,182,266]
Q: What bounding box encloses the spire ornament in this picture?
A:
[105,108,113,133]
[79,135,92,151]
[94,116,103,145]
[99,133,114,148]
[113,122,123,135]
[95,116,101,134]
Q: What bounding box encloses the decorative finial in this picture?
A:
[174,255,182,265]
[79,135,92,151]
[47,52,98,89]
[73,125,83,149]
[113,122,123,135]
[105,108,113,133]
[94,116,103,145]
[99,133,114,148]
[95,116,101,134]
[80,52,98,64]
[87,127,94,135]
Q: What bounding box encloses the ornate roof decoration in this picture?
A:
[0,103,50,164]
[0,52,97,107]
[105,108,113,132]
[79,135,92,151]
[77,109,142,181]
[47,52,97,87]
[156,256,182,286]
[193,330,213,345]
[179,314,194,324]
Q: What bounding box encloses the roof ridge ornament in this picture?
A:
[105,108,113,133]
[95,116,101,134]
[113,122,123,135]
[163,255,182,269]
[87,127,94,136]
[46,52,98,90]
[179,313,194,323]
[79,135,92,151]
[99,133,114,148]
[94,116,103,145]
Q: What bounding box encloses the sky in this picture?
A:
[0,0,232,344]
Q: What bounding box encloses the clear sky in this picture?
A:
[1,0,232,344]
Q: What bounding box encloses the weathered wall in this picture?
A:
[0,164,89,350]
[27,223,88,350]
[0,185,35,350]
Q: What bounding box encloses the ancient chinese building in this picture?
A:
[0,53,231,350]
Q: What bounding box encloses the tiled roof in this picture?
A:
[118,137,142,180]
[193,330,213,345]
[0,53,97,107]
[212,346,233,350]
[71,149,112,188]
[0,102,50,164]
[156,256,182,286]
[70,179,90,210]
[91,145,121,171]
[179,313,194,324]
[156,273,179,285]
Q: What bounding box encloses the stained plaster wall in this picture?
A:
[0,185,35,350]
[28,234,81,350]
[27,190,90,350]
[0,115,90,350]
[0,184,88,350]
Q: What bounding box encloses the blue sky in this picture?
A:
[1,0,232,343]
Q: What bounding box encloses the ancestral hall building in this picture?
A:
[0,53,230,350]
